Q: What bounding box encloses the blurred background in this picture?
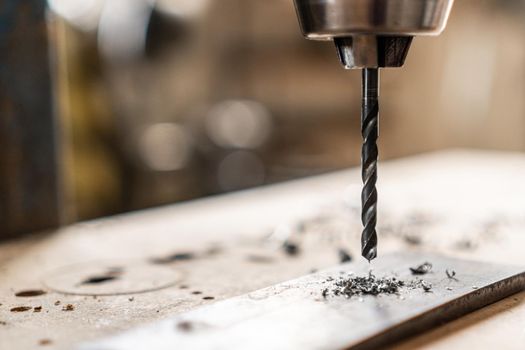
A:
[2,0,525,233]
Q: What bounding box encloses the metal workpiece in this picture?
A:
[360,68,379,261]
[84,253,525,350]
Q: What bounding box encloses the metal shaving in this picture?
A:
[446,269,457,279]
[323,272,403,298]
[282,240,300,256]
[419,280,433,292]
[409,262,432,275]
[322,272,433,298]
[338,249,353,263]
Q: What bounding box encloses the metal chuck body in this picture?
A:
[360,68,379,262]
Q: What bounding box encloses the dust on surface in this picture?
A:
[150,252,195,264]
[177,321,193,332]
[33,306,42,312]
[246,255,274,264]
[39,339,52,346]
[62,304,74,311]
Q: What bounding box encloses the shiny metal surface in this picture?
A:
[84,252,525,350]
[334,35,413,68]
[360,68,379,260]
[294,0,454,40]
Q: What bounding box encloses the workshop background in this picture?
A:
[2,0,525,233]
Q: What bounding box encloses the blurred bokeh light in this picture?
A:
[45,0,525,220]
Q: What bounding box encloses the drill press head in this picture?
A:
[293,0,454,69]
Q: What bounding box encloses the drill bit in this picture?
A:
[360,68,379,262]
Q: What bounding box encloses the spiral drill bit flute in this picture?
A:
[293,0,454,261]
[360,68,379,261]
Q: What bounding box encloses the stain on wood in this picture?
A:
[15,289,47,297]
[10,306,32,312]
[62,304,74,311]
[38,338,52,346]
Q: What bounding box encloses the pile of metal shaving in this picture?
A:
[322,266,433,299]
[325,274,404,298]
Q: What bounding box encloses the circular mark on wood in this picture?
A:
[43,260,183,296]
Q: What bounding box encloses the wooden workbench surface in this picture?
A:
[1,150,525,349]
